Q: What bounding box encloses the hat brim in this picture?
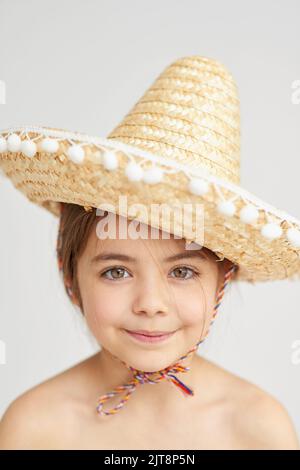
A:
[1,125,300,283]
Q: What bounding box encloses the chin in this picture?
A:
[125,354,179,373]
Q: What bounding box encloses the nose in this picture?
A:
[132,274,172,317]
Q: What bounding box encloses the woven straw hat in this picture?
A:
[1,55,300,283]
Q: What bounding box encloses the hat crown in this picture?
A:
[107,55,241,185]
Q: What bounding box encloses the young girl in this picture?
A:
[0,55,299,450]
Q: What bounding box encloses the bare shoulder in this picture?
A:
[0,353,98,450]
[203,358,300,450]
[235,385,300,450]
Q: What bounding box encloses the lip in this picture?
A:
[127,329,175,336]
[124,329,176,343]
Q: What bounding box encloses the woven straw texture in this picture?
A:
[0,55,300,283]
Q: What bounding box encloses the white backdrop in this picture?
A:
[0,0,299,438]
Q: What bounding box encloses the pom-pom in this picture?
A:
[286,227,300,248]
[0,137,7,153]
[142,167,163,184]
[217,200,236,217]
[102,150,118,170]
[7,133,21,152]
[239,204,259,224]
[67,144,85,164]
[261,223,282,240]
[125,162,144,181]
[188,177,209,196]
[21,139,37,158]
[41,137,59,153]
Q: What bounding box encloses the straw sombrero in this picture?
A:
[1,55,300,283]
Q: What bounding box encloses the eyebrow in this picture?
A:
[90,250,207,265]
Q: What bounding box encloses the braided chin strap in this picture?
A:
[56,203,238,416]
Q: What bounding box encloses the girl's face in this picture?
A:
[77,214,224,373]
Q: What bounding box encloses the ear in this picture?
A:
[64,277,80,307]
[69,286,84,313]
[71,295,81,307]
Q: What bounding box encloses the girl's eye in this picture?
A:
[170,266,200,280]
[101,267,130,280]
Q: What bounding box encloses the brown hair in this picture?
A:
[56,202,239,314]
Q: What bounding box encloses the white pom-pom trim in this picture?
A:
[67,144,85,164]
[286,228,300,248]
[0,137,7,153]
[2,128,300,254]
[188,177,210,196]
[217,200,236,217]
[125,162,144,181]
[41,138,59,153]
[239,204,259,224]
[261,223,283,240]
[21,140,37,158]
[7,133,22,152]
[102,150,118,170]
[142,167,163,184]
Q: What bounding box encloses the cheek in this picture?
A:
[178,280,217,329]
[80,279,126,333]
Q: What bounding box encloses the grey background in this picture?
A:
[0,0,300,439]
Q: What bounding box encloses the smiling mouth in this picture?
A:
[124,329,176,343]
[125,329,176,336]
